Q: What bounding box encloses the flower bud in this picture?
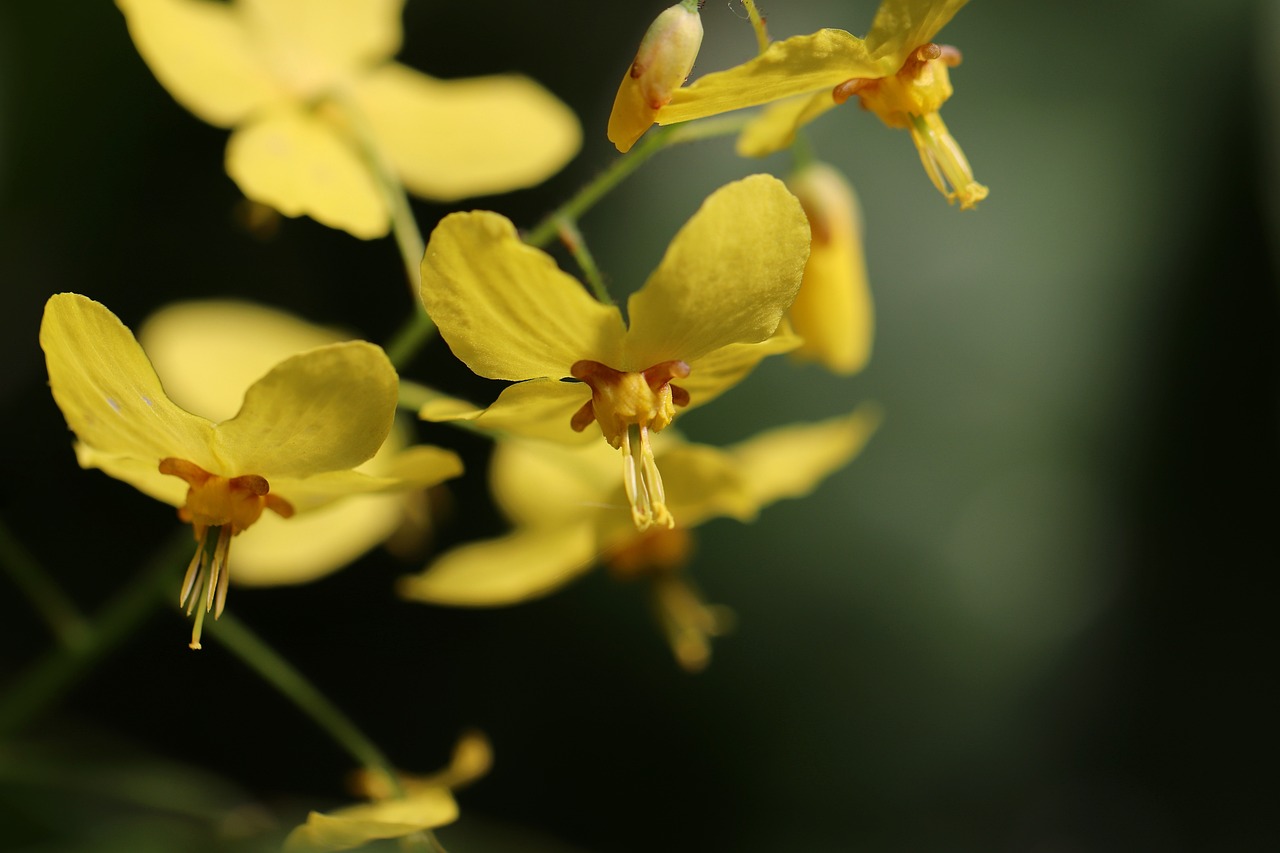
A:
[608,2,704,153]
[786,163,874,375]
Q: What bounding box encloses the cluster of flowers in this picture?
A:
[37,0,983,848]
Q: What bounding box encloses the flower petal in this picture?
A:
[40,294,219,473]
[397,524,598,607]
[786,163,874,374]
[490,437,618,527]
[421,212,626,380]
[239,0,403,94]
[73,444,189,507]
[352,63,581,201]
[230,493,406,586]
[658,29,881,125]
[421,380,596,445]
[623,175,809,367]
[284,788,458,853]
[214,341,398,477]
[865,0,968,64]
[116,0,283,127]
[226,109,389,238]
[139,300,348,423]
[730,405,881,511]
[268,445,462,511]
[736,90,840,158]
[679,328,801,412]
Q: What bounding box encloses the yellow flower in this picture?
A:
[137,299,461,587]
[786,162,874,375]
[607,1,704,153]
[116,0,582,238]
[398,409,880,671]
[40,294,462,649]
[657,0,988,209]
[285,731,491,852]
[418,175,809,531]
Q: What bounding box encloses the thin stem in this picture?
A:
[739,0,771,54]
[522,113,751,250]
[384,307,437,372]
[0,529,191,737]
[789,128,817,173]
[205,611,404,798]
[555,218,612,304]
[0,516,89,648]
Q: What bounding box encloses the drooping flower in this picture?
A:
[40,294,462,648]
[285,730,491,852]
[786,162,874,375]
[137,299,462,587]
[398,409,880,671]
[116,0,581,238]
[418,175,809,531]
[607,0,704,153]
[656,0,988,209]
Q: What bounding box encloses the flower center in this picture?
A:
[832,44,988,210]
[569,359,691,531]
[159,457,295,650]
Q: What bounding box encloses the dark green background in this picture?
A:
[1,1,1276,850]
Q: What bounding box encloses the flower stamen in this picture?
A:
[569,360,690,529]
[160,458,295,649]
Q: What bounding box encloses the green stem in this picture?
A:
[0,529,190,737]
[554,218,612,304]
[739,0,771,53]
[384,307,437,372]
[789,128,817,173]
[0,516,89,648]
[523,113,753,251]
[205,611,404,798]
[333,93,429,304]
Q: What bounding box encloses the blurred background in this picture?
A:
[1,0,1277,850]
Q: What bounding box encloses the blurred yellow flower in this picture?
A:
[285,731,491,852]
[399,409,879,671]
[607,0,704,153]
[40,294,462,649]
[138,300,462,587]
[657,0,988,209]
[418,175,809,531]
[786,162,874,375]
[116,0,582,238]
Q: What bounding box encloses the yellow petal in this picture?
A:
[608,3,704,153]
[284,788,458,853]
[865,0,969,64]
[352,63,581,201]
[73,444,189,507]
[623,175,808,367]
[40,294,219,474]
[422,380,596,445]
[730,405,882,511]
[139,300,348,422]
[736,90,840,158]
[786,163,874,374]
[230,493,406,586]
[239,0,403,95]
[678,329,801,412]
[658,29,881,126]
[214,342,397,477]
[268,445,462,511]
[226,109,389,239]
[421,212,626,380]
[115,0,283,127]
[397,524,598,607]
[490,437,618,527]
